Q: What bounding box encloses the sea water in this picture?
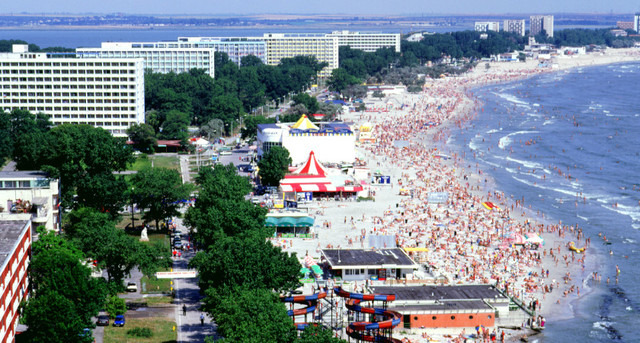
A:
[446,62,640,342]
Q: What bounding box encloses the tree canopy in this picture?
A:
[258,146,292,187]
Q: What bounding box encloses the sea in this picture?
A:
[445,62,640,342]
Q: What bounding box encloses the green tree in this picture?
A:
[127,123,157,153]
[327,68,360,93]
[241,115,275,141]
[240,55,264,67]
[207,94,244,134]
[131,167,193,230]
[292,93,319,114]
[258,146,291,187]
[205,288,297,343]
[237,67,266,112]
[105,295,127,319]
[76,171,129,219]
[160,110,190,142]
[23,292,92,343]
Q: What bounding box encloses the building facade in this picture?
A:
[503,19,526,36]
[177,37,267,66]
[326,31,401,52]
[77,41,215,77]
[635,13,640,33]
[617,21,634,30]
[530,15,554,37]
[1,45,145,137]
[261,33,339,78]
[0,171,60,232]
[474,22,500,32]
[0,219,32,343]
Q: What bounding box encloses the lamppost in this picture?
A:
[130,187,135,230]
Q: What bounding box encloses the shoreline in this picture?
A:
[275,48,640,342]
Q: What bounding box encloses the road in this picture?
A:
[173,216,219,342]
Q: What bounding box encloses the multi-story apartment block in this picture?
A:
[76,42,215,77]
[0,171,60,232]
[474,22,500,32]
[635,13,640,33]
[503,19,526,36]
[0,218,32,343]
[0,45,145,137]
[530,15,554,37]
[177,37,266,66]
[260,33,339,78]
[326,31,401,52]
[617,21,634,30]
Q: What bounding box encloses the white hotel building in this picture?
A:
[0,45,145,137]
[260,33,339,79]
[176,37,266,66]
[326,31,401,52]
[76,42,215,77]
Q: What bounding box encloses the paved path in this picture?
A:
[173,216,219,342]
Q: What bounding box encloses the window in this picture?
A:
[450,316,455,320]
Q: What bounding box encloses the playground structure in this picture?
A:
[333,287,402,343]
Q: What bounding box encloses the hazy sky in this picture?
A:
[3,0,639,15]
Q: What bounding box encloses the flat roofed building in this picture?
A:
[0,219,32,343]
[0,45,145,137]
[326,31,401,52]
[503,19,526,36]
[321,248,419,281]
[261,33,339,78]
[77,41,215,77]
[0,171,60,232]
[372,285,510,329]
[474,22,500,32]
[177,37,266,66]
[530,15,554,37]
[617,21,634,30]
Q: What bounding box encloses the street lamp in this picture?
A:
[130,187,135,230]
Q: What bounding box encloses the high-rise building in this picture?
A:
[0,45,145,137]
[260,33,339,78]
[77,42,215,77]
[326,31,401,52]
[617,21,634,30]
[0,218,32,343]
[530,15,554,37]
[176,37,267,66]
[474,22,500,32]
[634,13,640,33]
[503,19,526,36]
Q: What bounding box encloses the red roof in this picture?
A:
[293,151,327,176]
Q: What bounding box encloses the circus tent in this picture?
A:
[290,114,319,130]
[279,151,363,193]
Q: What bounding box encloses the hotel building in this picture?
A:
[0,45,145,137]
[76,41,215,77]
[326,31,401,52]
[0,171,60,232]
[503,19,526,36]
[530,15,554,38]
[474,22,500,32]
[0,218,32,343]
[260,33,339,79]
[176,37,266,66]
[635,13,640,33]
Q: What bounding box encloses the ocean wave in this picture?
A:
[543,119,554,126]
[486,128,501,134]
[577,214,589,222]
[506,156,544,170]
[492,92,530,107]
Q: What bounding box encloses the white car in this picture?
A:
[219,151,232,156]
[126,282,138,292]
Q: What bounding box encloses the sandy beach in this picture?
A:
[272,47,640,342]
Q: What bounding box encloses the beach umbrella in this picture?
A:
[311,264,323,276]
[304,255,316,267]
[300,267,311,275]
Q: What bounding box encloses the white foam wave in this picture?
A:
[543,120,554,126]
[623,238,636,244]
[592,321,612,331]
[577,214,589,222]
[605,203,640,224]
[493,92,530,107]
[506,156,544,170]
[486,129,500,134]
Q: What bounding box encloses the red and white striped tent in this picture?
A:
[279,151,363,193]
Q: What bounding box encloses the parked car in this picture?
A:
[96,315,109,326]
[174,240,183,250]
[113,315,125,327]
[219,151,232,156]
[126,282,137,292]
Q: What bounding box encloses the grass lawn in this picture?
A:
[142,296,174,307]
[103,317,177,343]
[141,274,173,294]
[127,155,180,172]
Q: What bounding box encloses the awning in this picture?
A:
[264,216,315,228]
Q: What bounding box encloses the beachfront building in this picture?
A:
[503,19,526,37]
[326,31,401,53]
[530,15,554,38]
[321,248,419,282]
[635,13,640,33]
[261,33,339,78]
[474,22,500,33]
[76,42,215,77]
[0,45,145,137]
[176,37,266,66]
[0,218,32,343]
[256,115,355,165]
[371,285,509,329]
[617,21,634,30]
[0,171,60,232]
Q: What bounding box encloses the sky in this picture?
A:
[2,0,639,15]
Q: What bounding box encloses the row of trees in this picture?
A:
[533,28,640,48]
[141,54,327,146]
[185,164,344,342]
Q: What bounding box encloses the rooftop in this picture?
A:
[322,248,417,268]
[372,285,507,302]
[0,171,50,180]
[0,220,29,268]
[389,300,493,312]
